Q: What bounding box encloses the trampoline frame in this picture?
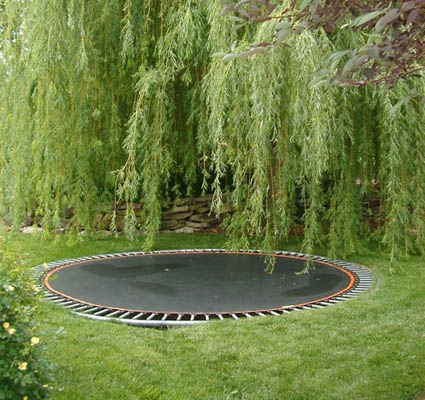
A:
[35,249,374,327]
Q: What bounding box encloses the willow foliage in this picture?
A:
[1,1,425,261]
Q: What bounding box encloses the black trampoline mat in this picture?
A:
[45,251,354,314]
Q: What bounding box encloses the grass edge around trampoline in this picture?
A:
[3,232,425,400]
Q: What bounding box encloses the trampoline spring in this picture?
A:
[44,294,61,300]
[94,308,112,316]
[46,262,59,267]
[132,312,146,320]
[72,305,90,312]
[86,307,102,313]
[243,313,252,318]
[217,314,224,320]
[53,299,73,305]
[61,301,78,307]
[205,315,210,321]
[336,295,348,299]
[333,261,348,266]
[338,294,356,299]
[64,302,86,309]
[349,289,367,294]
[358,279,373,284]
[81,307,101,314]
[355,269,372,275]
[51,297,70,304]
[110,253,121,257]
[176,314,183,321]
[269,310,280,316]
[146,313,157,321]
[256,312,266,316]
[105,310,123,318]
[161,314,169,321]
[352,269,365,276]
[118,311,132,319]
[55,259,71,265]
[45,294,60,300]
[230,314,239,320]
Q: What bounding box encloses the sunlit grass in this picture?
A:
[3,232,425,399]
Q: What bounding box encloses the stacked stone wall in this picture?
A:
[20,194,232,234]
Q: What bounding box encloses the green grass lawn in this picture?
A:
[3,232,425,400]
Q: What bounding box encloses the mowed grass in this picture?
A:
[3,232,425,400]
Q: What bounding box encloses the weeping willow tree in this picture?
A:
[1,0,425,265]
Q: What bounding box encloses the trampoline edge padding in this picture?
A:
[34,249,373,327]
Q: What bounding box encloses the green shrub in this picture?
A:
[0,242,53,400]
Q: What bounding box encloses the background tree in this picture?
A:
[1,0,424,267]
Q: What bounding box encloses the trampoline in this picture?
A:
[35,249,373,327]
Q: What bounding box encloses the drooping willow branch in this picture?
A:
[0,0,424,264]
[221,0,425,88]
